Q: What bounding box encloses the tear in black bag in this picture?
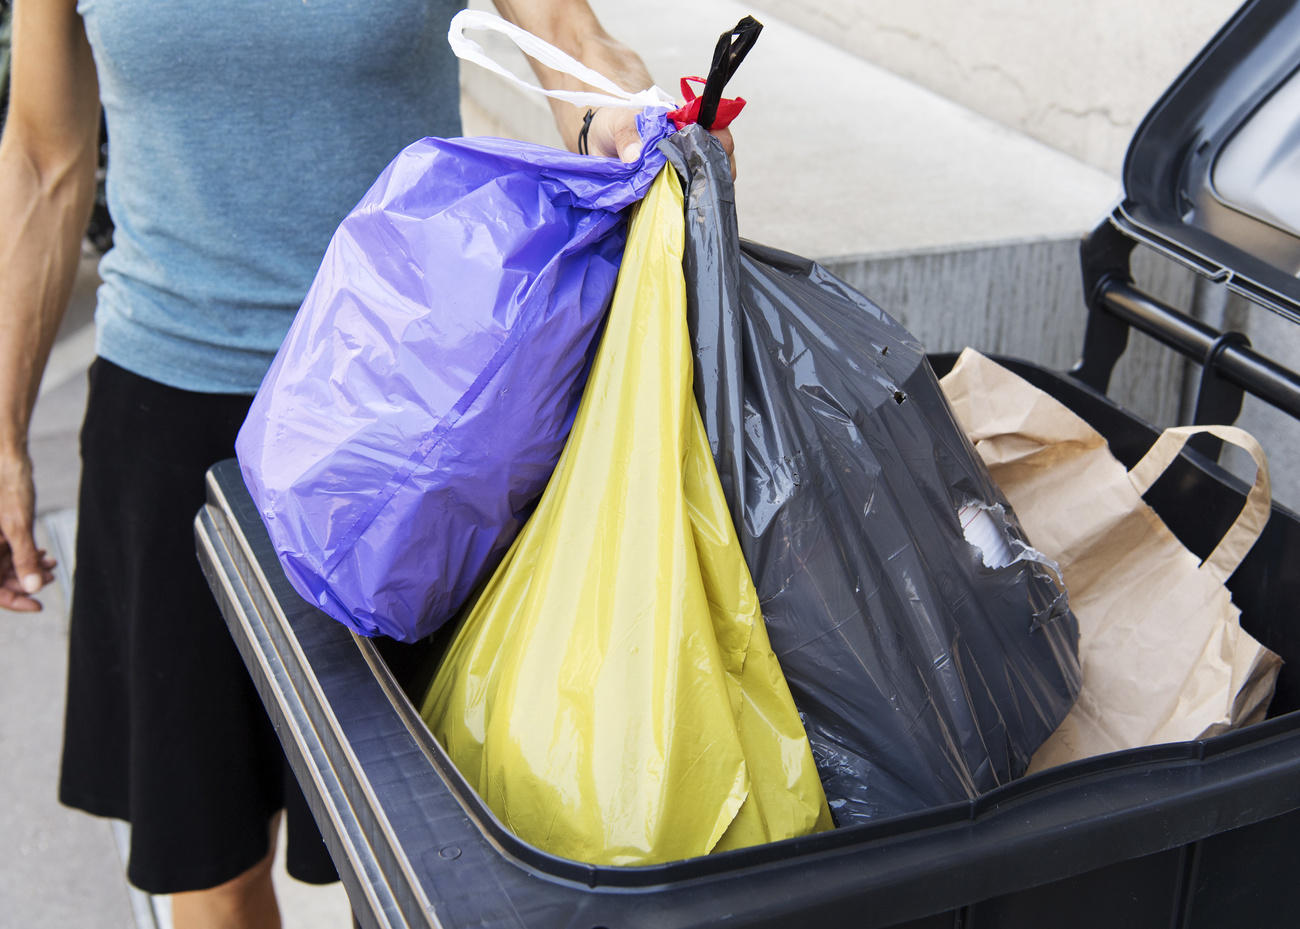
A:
[664,127,1082,824]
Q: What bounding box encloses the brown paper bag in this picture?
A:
[939,348,1282,772]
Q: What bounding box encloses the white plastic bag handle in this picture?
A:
[448,10,675,111]
[1128,424,1272,581]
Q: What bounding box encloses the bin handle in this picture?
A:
[1127,424,1272,582]
[447,9,676,111]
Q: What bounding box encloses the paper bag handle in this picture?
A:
[1127,424,1271,581]
[448,9,676,111]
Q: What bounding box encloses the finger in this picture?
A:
[615,130,643,164]
[588,108,644,163]
[0,450,42,596]
[0,514,43,595]
[705,127,737,180]
[3,568,53,589]
[0,554,54,596]
[2,558,57,587]
[4,574,55,592]
[707,127,735,158]
[0,586,42,613]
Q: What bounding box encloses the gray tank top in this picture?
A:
[78,0,463,392]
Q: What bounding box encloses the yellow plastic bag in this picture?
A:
[420,167,831,866]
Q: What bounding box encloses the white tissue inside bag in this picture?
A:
[959,503,1016,569]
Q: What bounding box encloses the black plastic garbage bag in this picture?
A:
[664,127,1081,824]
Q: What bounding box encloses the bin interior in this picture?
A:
[931,355,1300,720]
[199,358,1300,929]
[373,353,1300,805]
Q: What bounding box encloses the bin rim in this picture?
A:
[1117,0,1300,323]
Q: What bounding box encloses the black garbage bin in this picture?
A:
[196,2,1300,926]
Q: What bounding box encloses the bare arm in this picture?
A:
[492,0,653,155]
[492,0,735,170]
[0,0,100,610]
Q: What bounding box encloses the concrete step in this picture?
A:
[457,0,1197,451]
[740,0,1240,177]
[459,0,1119,260]
[456,1,1300,512]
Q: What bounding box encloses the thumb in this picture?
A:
[2,512,42,594]
[0,454,42,593]
[618,141,643,163]
[588,108,644,163]
[615,122,643,163]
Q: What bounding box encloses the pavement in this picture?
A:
[2,251,352,928]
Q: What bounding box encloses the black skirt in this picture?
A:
[59,358,338,894]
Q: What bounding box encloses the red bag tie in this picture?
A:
[668,76,747,131]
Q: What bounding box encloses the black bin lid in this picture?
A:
[1115,0,1300,323]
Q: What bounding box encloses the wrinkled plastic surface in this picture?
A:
[237,112,673,642]
[665,127,1082,824]
[419,168,832,866]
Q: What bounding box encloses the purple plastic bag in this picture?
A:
[237,111,673,642]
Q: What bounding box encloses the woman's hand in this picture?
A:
[585,107,737,179]
[0,447,57,612]
[0,0,97,612]
[490,1,738,178]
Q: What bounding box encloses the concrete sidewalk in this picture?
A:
[2,252,351,929]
